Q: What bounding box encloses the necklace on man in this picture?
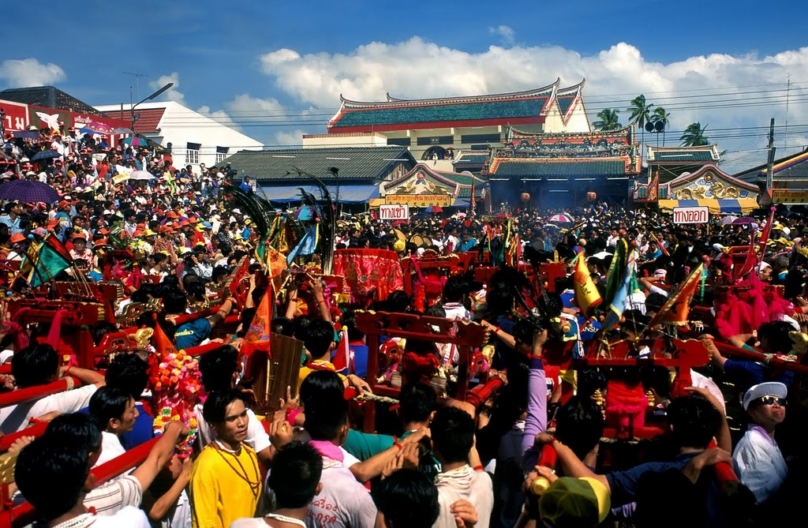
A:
[265,513,306,527]
[212,441,261,496]
[52,513,94,528]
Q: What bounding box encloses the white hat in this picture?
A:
[782,227,791,236]
[232,208,242,215]
[743,382,787,410]
[712,243,726,252]
[25,171,36,177]
[759,261,772,271]
[654,269,667,279]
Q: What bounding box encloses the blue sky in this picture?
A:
[2,0,808,171]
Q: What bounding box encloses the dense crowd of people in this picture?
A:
[1,128,808,528]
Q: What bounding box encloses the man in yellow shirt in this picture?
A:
[296,318,370,394]
[190,389,262,528]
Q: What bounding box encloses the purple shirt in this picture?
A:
[520,357,547,472]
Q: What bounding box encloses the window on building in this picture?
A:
[186,142,201,165]
[216,146,229,164]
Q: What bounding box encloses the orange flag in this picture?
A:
[241,289,272,358]
[153,316,178,358]
[648,264,704,328]
[574,251,602,317]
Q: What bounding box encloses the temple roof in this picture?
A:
[218,147,417,182]
[329,79,587,133]
[648,145,720,164]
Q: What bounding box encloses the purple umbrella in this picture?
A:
[0,179,60,203]
[731,217,756,225]
[12,130,40,140]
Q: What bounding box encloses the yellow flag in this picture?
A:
[574,251,602,317]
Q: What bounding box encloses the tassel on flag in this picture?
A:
[574,251,602,317]
[647,264,704,328]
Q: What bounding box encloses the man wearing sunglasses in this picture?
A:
[734,381,788,505]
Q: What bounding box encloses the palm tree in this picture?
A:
[593,109,622,131]
[680,122,709,147]
[628,95,654,153]
[651,107,671,146]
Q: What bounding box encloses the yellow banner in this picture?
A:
[385,194,453,207]
[772,189,808,204]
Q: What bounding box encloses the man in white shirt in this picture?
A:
[734,382,789,504]
[88,387,139,467]
[1,344,105,434]
[430,407,493,528]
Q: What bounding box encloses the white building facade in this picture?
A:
[95,101,263,172]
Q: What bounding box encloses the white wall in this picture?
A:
[95,101,263,174]
[302,132,389,148]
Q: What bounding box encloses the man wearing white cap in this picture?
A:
[733,382,788,504]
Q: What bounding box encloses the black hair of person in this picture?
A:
[666,394,721,450]
[44,412,103,453]
[197,345,239,392]
[202,389,247,424]
[11,343,59,388]
[105,353,149,399]
[88,386,133,429]
[398,382,437,425]
[268,441,323,509]
[429,407,474,464]
[374,468,440,527]
[302,318,335,360]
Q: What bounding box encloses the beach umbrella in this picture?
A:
[548,213,574,224]
[30,150,61,162]
[123,136,149,147]
[129,170,155,181]
[732,217,756,225]
[113,127,134,135]
[0,180,60,203]
[720,215,739,225]
[83,121,115,135]
[426,205,443,214]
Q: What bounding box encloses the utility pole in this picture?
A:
[766,118,776,192]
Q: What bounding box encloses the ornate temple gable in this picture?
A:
[553,79,585,124]
[667,164,759,195]
[328,79,587,133]
[385,162,484,195]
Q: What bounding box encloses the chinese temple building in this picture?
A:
[735,148,808,205]
[379,162,488,210]
[327,79,590,161]
[482,125,641,210]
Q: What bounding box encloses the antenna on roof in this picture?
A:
[122,72,148,102]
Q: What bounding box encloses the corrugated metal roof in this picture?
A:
[102,108,166,134]
[0,86,103,116]
[218,147,418,182]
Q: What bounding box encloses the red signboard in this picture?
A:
[0,100,30,132]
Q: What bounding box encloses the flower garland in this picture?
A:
[149,349,202,458]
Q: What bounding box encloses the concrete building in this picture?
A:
[96,101,263,172]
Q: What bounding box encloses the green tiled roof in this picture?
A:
[332,98,548,128]
[454,154,488,164]
[218,147,417,182]
[457,186,483,198]
[491,160,628,177]
[435,171,484,186]
[651,150,716,162]
[557,96,575,115]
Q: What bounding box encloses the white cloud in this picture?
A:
[196,105,240,130]
[0,58,66,88]
[253,38,808,171]
[149,72,185,104]
[489,25,515,46]
[274,129,308,146]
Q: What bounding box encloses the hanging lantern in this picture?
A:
[586,191,597,202]
[520,192,531,203]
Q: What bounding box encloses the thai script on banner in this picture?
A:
[673,206,709,224]
[379,204,410,221]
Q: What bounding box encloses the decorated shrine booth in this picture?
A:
[381,163,486,210]
[657,164,760,214]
